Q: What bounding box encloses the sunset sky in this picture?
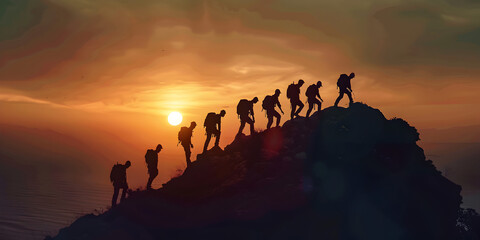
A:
[1,0,480,188]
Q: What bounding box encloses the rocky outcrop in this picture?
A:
[48,103,475,240]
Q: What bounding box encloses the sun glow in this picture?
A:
[168,112,183,126]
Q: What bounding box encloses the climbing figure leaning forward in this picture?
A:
[286,79,305,119]
[110,160,131,207]
[145,144,162,190]
[236,97,258,136]
[334,72,355,107]
[178,121,197,167]
[305,81,323,117]
[262,89,284,129]
[203,110,226,153]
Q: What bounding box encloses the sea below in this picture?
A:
[0,169,112,240]
[0,162,479,240]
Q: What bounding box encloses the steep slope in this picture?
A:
[48,103,473,240]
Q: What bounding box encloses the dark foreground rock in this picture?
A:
[47,103,479,240]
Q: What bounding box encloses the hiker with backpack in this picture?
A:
[145,144,162,190]
[286,79,305,119]
[203,110,226,153]
[178,121,197,166]
[305,81,324,117]
[236,97,259,136]
[262,89,284,129]
[110,160,131,207]
[334,72,355,107]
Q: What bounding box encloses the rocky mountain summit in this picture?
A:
[48,103,479,240]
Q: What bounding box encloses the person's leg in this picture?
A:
[334,91,345,107]
[146,169,157,190]
[247,117,255,134]
[306,101,313,117]
[112,186,119,207]
[120,186,127,202]
[290,101,296,120]
[186,148,191,165]
[266,112,273,129]
[312,99,321,115]
[146,178,151,189]
[203,133,211,153]
[274,110,281,127]
[238,118,246,135]
[346,91,353,104]
[214,129,221,147]
[183,144,191,165]
[295,101,304,117]
[146,172,153,190]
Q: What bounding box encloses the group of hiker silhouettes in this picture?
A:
[110,72,357,206]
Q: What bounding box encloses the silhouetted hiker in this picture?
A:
[145,144,162,190]
[334,72,355,107]
[305,81,324,117]
[262,89,284,129]
[287,79,305,119]
[236,97,258,136]
[178,121,197,166]
[203,110,226,153]
[110,160,131,207]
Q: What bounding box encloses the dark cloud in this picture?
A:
[364,3,480,68]
[0,0,46,41]
[0,0,479,113]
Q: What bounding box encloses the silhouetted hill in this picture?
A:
[47,103,479,240]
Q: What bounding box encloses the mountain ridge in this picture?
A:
[47,103,479,240]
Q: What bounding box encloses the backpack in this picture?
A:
[204,112,217,128]
[145,149,156,165]
[286,83,296,99]
[237,99,250,116]
[305,84,317,98]
[337,74,349,89]
[178,126,192,143]
[262,95,274,110]
[110,164,125,183]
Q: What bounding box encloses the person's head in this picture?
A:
[298,79,305,86]
[125,160,131,168]
[316,81,322,87]
[274,89,281,96]
[349,72,355,79]
[252,97,259,103]
[190,121,197,129]
[219,110,226,117]
[155,144,163,152]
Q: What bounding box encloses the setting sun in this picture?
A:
[168,112,183,126]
